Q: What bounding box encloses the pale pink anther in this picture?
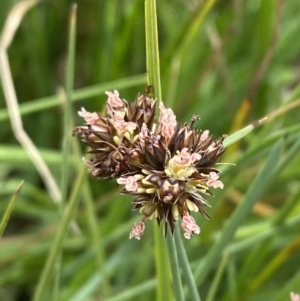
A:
[191,152,201,163]
[78,107,99,124]
[114,120,137,133]
[110,110,137,133]
[200,130,210,142]
[291,292,300,301]
[159,102,177,143]
[207,141,217,152]
[106,90,123,108]
[173,148,201,167]
[129,221,145,240]
[173,148,190,166]
[206,172,224,189]
[163,125,175,142]
[138,123,149,144]
[181,213,200,239]
[117,176,139,192]
[112,110,125,121]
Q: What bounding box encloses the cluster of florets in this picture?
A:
[73,90,226,240]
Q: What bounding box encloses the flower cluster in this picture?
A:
[73,90,226,240]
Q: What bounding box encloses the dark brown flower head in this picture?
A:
[73,90,226,240]
[72,90,156,179]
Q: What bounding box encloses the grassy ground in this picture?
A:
[1,0,300,301]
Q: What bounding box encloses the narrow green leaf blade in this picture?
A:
[195,138,284,285]
[0,180,24,237]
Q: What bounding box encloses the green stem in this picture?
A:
[205,253,228,301]
[145,0,162,100]
[145,1,172,301]
[0,74,147,122]
[32,167,86,301]
[61,4,77,208]
[154,227,172,301]
[174,226,201,301]
[0,181,23,237]
[53,6,77,299]
[82,181,112,297]
[194,139,284,285]
[166,233,185,301]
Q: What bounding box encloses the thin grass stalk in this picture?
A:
[63,6,112,293]
[65,87,111,296]
[272,134,300,178]
[226,257,238,301]
[0,0,61,204]
[277,269,300,299]
[81,178,112,297]
[145,1,172,300]
[165,57,181,108]
[194,139,284,285]
[145,0,162,100]
[166,234,185,301]
[101,279,156,301]
[67,95,112,295]
[0,181,23,237]
[61,4,77,208]
[272,187,300,225]
[246,235,300,295]
[0,74,147,121]
[227,213,300,255]
[261,132,300,274]
[176,0,217,59]
[32,167,86,301]
[205,253,228,301]
[52,252,62,301]
[162,0,217,66]
[65,13,112,290]
[223,117,266,148]
[52,5,77,299]
[174,225,201,301]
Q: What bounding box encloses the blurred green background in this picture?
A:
[1,0,300,301]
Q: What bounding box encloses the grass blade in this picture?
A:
[0,75,147,122]
[195,138,284,285]
[174,226,201,301]
[223,117,267,148]
[166,234,185,301]
[33,167,86,301]
[0,181,24,237]
[145,1,172,300]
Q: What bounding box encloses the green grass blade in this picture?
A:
[277,269,300,300]
[223,117,266,148]
[95,280,156,301]
[52,5,77,300]
[0,180,23,237]
[145,1,172,301]
[205,253,228,301]
[174,227,201,301]
[166,234,185,301]
[0,75,147,122]
[33,167,86,301]
[163,0,217,66]
[0,145,77,168]
[195,138,284,285]
[145,0,162,100]
[61,4,77,207]
[176,0,217,59]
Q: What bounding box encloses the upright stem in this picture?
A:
[175,227,202,301]
[145,0,162,100]
[166,233,185,301]
[145,1,172,301]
